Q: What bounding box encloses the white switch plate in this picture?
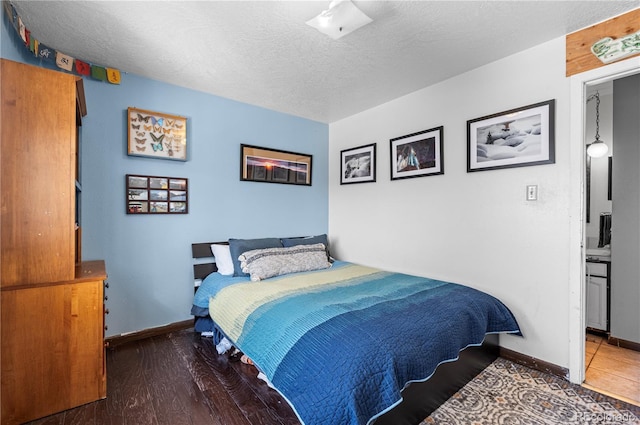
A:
[526,185,538,201]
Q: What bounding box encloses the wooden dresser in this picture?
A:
[1,59,107,424]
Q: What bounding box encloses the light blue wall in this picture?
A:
[2,13,329,336]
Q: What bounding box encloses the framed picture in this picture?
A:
[390,126,444,180]
[240,144,312,186]
[127,107,187,161]
[467,99,555,172]
[340,143,376,184]
[126,174,188,214]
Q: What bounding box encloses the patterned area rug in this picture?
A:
[422,358,640,424]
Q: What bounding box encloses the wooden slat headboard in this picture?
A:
[191,241,228,283]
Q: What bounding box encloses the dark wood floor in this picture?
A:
[25,329,300,425]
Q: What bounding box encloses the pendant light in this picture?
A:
[586,91,609,158]
[306,0,373,40]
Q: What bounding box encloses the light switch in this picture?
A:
[526,185,538,201]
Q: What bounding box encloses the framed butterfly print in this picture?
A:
[127,107,187,161]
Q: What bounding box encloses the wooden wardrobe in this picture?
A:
[1,59,107,424]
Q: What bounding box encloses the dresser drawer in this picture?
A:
[587,262,608,277]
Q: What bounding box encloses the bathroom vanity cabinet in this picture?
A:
[586,259,610,332]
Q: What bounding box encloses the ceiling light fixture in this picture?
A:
[306,0,373,40]
[586,91,609,158]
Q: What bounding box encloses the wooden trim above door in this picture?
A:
[566,8,640,77]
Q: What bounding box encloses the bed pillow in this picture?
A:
[210,244,234,276]
[239,243,331,282]
[228,237,283,277]
[282,234,331,260]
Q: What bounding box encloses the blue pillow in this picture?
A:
[282,234,330,260]
[228,237,283,277]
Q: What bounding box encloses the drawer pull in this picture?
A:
[105,308,110,315]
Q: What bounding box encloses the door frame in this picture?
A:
[568,56,640,384]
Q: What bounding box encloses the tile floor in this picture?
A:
[584,332,640,406]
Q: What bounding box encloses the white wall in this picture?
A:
[329,37,572,368]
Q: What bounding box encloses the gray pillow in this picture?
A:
[239,243,331,282]
[228,237,283,277]
[281,234,330,260]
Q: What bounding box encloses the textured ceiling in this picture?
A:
[10,1,640,123]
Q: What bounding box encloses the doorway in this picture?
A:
[568,57,640,402]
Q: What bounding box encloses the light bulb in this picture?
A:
[587,140,609,158]
[317,12,332,27]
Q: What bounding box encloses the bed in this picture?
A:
[191,237,521,425]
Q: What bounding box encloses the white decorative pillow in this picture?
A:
[210,244,234,276]
[239,243,331,282]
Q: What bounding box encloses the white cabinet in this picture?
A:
[586,261,610,332]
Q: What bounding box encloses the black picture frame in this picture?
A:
[390,126,444,181]
[340,143,376,184]
[126,174,188,214]
[240,144,312,186]
[467,99,555,172]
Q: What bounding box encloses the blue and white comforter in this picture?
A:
[208,261,521,425]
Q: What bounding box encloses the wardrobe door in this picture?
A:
[0,59,76,287]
